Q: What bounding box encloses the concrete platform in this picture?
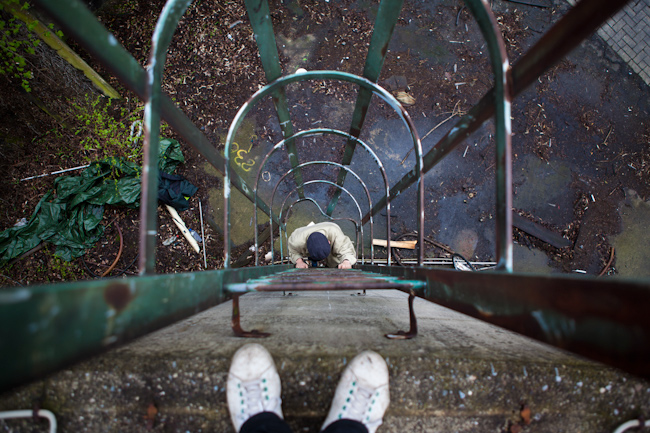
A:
[1,290,649,432]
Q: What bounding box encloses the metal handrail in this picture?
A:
[276,180,364,265]
[253,128,389,264]
[224,71,424,268]
[282,198,362,264]
[268,162,374,266]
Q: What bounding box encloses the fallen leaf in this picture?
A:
[521,404,531,425]
[395,91,416,105]
[510,424,522,433]
[144,403,158,430]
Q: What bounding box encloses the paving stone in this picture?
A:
[593,0,650,86]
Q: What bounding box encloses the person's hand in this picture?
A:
[295,258,309,269]
[338,259,352,269]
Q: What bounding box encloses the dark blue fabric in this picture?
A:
[306,232,330,261]
[239,412,292,433]
[322,419,369,433]
[238,412,368,433]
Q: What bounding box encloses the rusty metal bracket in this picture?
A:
[231,294,271,338]
[385,290,418,340]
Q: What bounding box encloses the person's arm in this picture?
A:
[338,259,352,269]
[295,258,309,269]
[332,233,357,267]
[288,230,308,267]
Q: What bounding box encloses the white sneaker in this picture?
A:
[321,351,390,433]
[227,344,283,432]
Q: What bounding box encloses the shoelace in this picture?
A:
[237,378,281,422]
[346,385,383,431]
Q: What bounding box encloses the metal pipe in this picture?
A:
[463,0,513,272]
[283,198,363,264]
[0,410,57,433]
[326,0,406,216]
[243,0,304,197]
[268,161,373,265]
[225,71,421,268]
[253,127,390,266]
[360,264,650,380]
[276,180,364,265]
[139,0,192,274]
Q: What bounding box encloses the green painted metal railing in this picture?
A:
[0,0,644,395]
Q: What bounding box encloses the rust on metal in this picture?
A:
[231,294,270,338]
[385,291,418,340]
[104,282,132,312]
[361,264,650,379]
[252,282,415,291]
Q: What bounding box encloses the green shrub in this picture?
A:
[72,95,165,164]
[0,1,63,92]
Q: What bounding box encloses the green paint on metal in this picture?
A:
[30,0,274,221]
[0,265,290,392]
[244,0,304,198]
[326,0,405,216]
[359,264,650,380]
[140,0,192,274]
[224,70,423,266]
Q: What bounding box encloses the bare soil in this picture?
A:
[0,0,648,287]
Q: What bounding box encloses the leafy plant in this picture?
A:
[0,1,36,91]
[72,95,168,164]
[0,0,63,92]
[50,255,78,281]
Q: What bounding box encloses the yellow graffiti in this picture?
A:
[230,134,257,172]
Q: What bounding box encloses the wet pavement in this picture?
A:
[202,0,650,277]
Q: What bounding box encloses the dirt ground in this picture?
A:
[0,0,648,287]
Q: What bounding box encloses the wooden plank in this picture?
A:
[511,212,572,249]
[372,239,417,249]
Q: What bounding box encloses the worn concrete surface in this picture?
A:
[611,189,650,278]
[2,291,648,432]
[3,1,650,431]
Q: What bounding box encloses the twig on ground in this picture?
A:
[598,246,615,277]
[401,101,465,165]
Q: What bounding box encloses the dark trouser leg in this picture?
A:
[239,412,293,433]
[321,419,369,433]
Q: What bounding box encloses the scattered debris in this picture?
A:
[163,236,177,246]
[394,91,416,105]
[383,75,408,92]
[144,402,157,430]
[455,6,466,26]
[512,212,572,249]
[166,204,200,254]
[598,246,615,277]
[20,164,90,182]
[520,404,532,425]
[372,239,417,249]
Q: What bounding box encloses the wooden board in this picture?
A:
[372,239,417,249]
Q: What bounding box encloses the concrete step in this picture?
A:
[1,290,648,432]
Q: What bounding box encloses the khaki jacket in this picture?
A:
[288,222,357,268]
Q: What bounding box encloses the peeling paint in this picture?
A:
[0,289,31,304]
